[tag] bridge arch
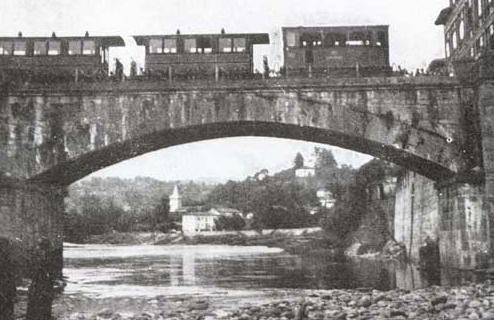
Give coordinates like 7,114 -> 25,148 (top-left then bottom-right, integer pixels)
30,120 -> 455,185
0,78 -> 465,186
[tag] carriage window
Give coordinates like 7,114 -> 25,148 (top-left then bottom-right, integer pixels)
324,33 -> 346,47
0,42 -> 12,55
346,32 -> 365,46
48,41 -> 61,55
286,32 -> 297,47
34,41 -> 47,55
13,41 -> 26,55
149,39 -> 163,53
233,38 -> 246,52
300,33 -> 322,47
83,41 -> 96,55
184,38 -> 197,53
164,39 -> 177,53
377,31 -> 388,47
68,41 -> 82,55
219,38 -> 232,52
197,37 -> 212,53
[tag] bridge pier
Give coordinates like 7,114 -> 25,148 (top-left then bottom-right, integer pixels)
437,182 -> 491,269
0,180 -> 65,319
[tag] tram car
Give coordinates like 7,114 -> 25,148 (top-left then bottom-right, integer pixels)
282,25 -> 391,77
134,31 -> 269,80
0,33 -> 124,82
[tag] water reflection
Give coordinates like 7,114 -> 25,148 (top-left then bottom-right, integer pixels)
62,244 -> 485,299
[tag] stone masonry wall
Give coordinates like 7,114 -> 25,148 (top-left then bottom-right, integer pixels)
394,171 -> 439,263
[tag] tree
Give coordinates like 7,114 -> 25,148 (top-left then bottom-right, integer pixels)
215,214 -> 246,231
154,194 -> 171,232
294,152 -> 305,169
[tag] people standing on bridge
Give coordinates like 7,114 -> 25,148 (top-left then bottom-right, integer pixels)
26,238 -> 56,320
0,238 -> 16,320
115,58 -> 124,82
130,59 -> 137,78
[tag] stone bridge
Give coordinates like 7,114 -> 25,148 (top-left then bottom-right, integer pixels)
0,76 -> 493,270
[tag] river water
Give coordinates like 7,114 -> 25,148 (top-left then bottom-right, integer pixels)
55,243 -> 482,317
62,243 -> 456,297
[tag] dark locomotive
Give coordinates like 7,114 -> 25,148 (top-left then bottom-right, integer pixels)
134,31 -> 269,80
282,25 -> 391,77
0,33 -> 124,83
0,25 -> 393,84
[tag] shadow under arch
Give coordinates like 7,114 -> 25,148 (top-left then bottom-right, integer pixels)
29,121 -> 455,186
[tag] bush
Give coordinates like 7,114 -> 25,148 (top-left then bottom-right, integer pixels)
215,214 -> 246,231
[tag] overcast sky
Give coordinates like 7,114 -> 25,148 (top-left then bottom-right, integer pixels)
3,1 -> 449,181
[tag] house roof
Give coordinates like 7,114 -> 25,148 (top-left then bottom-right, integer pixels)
183,211 -> 219,217
210,206 -> 242,214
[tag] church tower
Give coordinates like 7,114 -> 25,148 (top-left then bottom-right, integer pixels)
169,185 -> 182,213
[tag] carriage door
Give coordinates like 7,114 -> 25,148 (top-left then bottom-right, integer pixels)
301,33 -> 318,77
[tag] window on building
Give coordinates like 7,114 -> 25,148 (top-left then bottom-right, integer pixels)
452,31 -> 458,49
459,20 -> 465,40
68,41 -> 82,55
446,40 -> 451,57
149,38 -> 163,53
480,35 -> 485,47
377,31 -> 388,47
184,38 -> 196,53
478,0 -> 483,16
233,38 -> 246,52
83,40 -> 95,55
34,41 -> 47,55
219,38 -> 232,52
490,24 -> 494,35
13,41 -> 26,55
0,41 -> 12,55
164,39 -> 177,53
286,32 -> 297,47
197,37 -> 212,53
48,41 -> 61,55
471,47 -> 475,56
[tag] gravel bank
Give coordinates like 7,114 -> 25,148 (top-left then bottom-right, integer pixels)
53,281 -> 494,320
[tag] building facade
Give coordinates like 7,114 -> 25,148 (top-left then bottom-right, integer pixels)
436,0 -> 494,60
295,166 -> 315,178
182,211 -> 218,233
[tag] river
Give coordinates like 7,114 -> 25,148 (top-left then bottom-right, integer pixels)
52,243 -> 484,318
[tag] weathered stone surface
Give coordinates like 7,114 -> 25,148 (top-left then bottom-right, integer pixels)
0,78 -> 466,184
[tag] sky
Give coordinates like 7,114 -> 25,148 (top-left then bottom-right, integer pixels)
2,0 -> 450,181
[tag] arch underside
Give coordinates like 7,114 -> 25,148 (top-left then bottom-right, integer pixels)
29,121 -> 455,186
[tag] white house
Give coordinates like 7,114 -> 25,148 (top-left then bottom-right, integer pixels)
317,189 -> 336,209
182,211 -> 219,233
181,206 -> 243,234
295,166 -> 316,178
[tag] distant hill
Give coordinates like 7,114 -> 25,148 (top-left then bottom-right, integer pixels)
67,177 -> 217,214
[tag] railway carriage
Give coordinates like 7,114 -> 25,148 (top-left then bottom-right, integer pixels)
134,31 -> 269,80
0,33 -> 124,83
282,25 -> 391,77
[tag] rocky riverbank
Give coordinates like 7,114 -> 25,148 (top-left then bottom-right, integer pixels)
50,282 -> 494,320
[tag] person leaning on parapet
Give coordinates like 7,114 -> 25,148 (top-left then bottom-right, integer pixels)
0,238 -> 17,320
